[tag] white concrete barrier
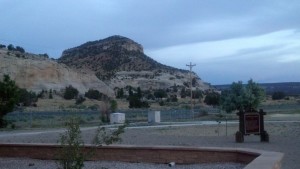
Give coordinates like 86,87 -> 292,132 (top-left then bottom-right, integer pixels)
148,111 -> 160,123
110,113 -> 125,124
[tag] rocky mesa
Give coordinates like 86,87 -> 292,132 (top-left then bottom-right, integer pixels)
59,35 -> 211,91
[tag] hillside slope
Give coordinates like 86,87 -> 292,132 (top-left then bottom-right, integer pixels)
0,48 -> 114,96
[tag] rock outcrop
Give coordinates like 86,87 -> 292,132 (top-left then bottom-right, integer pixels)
59,35 -> 211,91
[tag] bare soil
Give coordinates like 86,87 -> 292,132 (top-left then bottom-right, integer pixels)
0,120 -> 299,169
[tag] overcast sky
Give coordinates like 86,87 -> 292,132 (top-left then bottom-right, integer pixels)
1,0 -> 299,85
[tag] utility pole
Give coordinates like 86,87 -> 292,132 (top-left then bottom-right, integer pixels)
186,62 -> 196,115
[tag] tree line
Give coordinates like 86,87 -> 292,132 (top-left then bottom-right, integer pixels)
1,73 -> 267,128
0,44 -> 26,53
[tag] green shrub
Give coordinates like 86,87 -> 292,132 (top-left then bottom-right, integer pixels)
272,91 -> 286,100
49,89 -> 53,99
92,123 -> 126,145
110,100 -> 117,112
18,88 -> 38,106
204,92 -> 220,106
57,118 -> 126,169
0,75 -> 20,127
57,117 -> 84,169
75,96 -> 86,105
7,44 -> 15,51
85,89 -> 107,100
15,46 -> 25,53
159,100 -> 165,106
116,88 -> 124,98
64,85 -> 79,100
154,89 -> 167,99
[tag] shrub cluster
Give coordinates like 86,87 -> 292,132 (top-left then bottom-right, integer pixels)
7,44 -> 25,53
64,85 -> 79,100
18,88 -> 38,106
272,91 -> 286,100
85,89 -> 107,100
204,92 -> 220,106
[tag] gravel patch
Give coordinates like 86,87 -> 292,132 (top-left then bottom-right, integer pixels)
0,121 -> 299,169
0,158 -> 245,169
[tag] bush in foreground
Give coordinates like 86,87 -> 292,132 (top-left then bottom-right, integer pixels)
58,117 -> 126,169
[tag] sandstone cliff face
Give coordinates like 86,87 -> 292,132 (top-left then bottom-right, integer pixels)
109,70 -> 210,91
62,35 -> 143,56
0,49 -> 114,96
58,35 -> 167,80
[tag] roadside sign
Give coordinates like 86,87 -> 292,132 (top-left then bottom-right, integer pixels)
244,113 -> 260,134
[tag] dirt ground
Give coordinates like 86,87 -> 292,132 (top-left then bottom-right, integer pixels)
0,117 -> 299,169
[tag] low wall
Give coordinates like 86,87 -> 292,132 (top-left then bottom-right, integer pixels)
0,144 -> 283,169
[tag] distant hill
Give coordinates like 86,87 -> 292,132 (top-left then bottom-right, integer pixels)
58,35 -> 187,80
58,35 -> 211,91
0,35 -> 212,95
214,82 -> 300,96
